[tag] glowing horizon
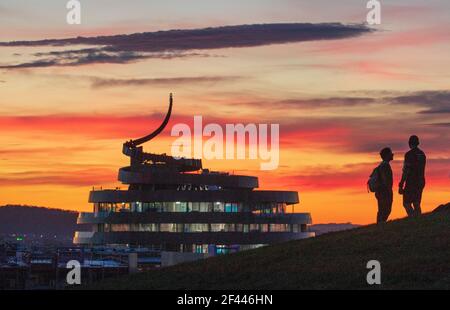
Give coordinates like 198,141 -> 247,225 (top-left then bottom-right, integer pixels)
1,0 -> 449,224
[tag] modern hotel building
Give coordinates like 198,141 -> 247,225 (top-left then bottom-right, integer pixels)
74,95 -> 314,264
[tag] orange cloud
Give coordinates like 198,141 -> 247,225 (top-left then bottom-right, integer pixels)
263,159 -> 450,192
0,168 -> 116,187
0,114 -> 187,140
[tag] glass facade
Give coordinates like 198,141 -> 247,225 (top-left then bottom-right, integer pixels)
103,223 -> 305,233
182,244 -> 252,255
94,202 -> 288,214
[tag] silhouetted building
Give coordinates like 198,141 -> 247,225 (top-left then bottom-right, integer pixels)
74,95 -> 314,265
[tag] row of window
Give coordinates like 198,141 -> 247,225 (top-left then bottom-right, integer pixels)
186,244 -> 264,254
98,223 -> 307,233
94,202 -> 288,214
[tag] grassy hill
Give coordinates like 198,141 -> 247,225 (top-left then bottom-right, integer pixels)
86,209 -> 450,290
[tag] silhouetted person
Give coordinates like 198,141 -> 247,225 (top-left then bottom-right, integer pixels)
375,147 -> 394,223
399,135 -> 426,217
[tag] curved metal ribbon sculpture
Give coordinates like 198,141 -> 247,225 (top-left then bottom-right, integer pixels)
122,94 -> 202,172
128,93 -> 173,147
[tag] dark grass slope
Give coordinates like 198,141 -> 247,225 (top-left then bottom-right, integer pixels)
86,210 -> 450,290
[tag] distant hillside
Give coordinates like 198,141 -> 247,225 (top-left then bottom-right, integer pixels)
86,208 -> 450,290
0,205 -> 80,236
310,223 -> 360,235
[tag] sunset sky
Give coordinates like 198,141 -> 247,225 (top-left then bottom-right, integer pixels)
0,0 -> 449,224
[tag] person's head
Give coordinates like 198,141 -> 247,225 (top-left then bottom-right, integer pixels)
409,135 -> 420,149
380,147 -> 394,162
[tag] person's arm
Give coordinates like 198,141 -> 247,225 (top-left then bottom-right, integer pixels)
387,165 -> 393,190
379,164 -> 388,191
399,153 -> 410,190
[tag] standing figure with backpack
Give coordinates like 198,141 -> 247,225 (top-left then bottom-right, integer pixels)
368,147 -> 394,223
399,135 -> 426,217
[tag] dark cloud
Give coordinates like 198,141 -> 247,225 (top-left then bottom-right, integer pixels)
91,76 -> 242,89
389,91 -> 450,114
238,90 -> 450,114
0,23 -> 373,68
277,97 -> 377,108
0,23 -> 373,50
0,49 -> 210,69
335,91 -> 450,113
427,123 -> 450,127
0,59 -> 60,69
